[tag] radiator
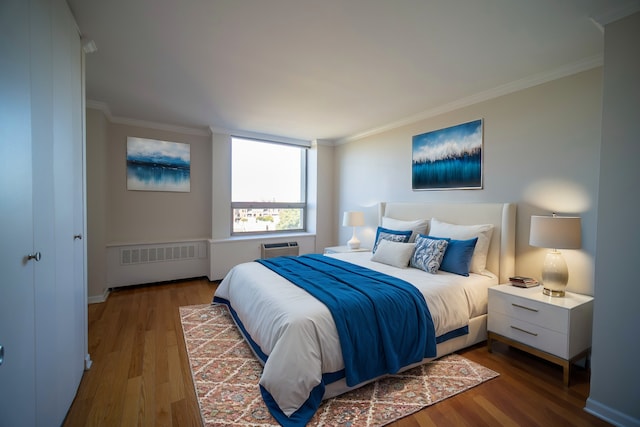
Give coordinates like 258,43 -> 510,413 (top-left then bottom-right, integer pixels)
106,240 -> 209,289
120,243 -> 199,265
260,241 -> 299,259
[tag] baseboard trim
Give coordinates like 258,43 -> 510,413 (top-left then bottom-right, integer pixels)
88,288 -> 110,304
84,354 -> 93,370
585,397 -> 640,427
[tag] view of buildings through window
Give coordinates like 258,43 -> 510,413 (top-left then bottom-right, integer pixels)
231,137 -> 306,233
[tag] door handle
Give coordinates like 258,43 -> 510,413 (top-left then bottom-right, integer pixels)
74,234 -> 82,240
27,252 -> 42,262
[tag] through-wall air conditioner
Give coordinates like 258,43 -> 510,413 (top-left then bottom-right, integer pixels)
260,242 -> 299,259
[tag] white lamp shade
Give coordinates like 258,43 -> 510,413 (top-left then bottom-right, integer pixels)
529,215 -> 581,249
343,211 -> 365,227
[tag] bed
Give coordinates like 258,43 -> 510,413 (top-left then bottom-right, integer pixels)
213,202 -> 516,426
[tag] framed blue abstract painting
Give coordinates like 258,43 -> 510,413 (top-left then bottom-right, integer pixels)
126,137 -> 191,192
412,119 -> 483,190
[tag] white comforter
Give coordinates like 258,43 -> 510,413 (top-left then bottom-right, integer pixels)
213,252 -> 496,417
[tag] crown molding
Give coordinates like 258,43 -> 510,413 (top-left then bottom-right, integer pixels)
209,126 -> 312,147
312,139 -> 335,147
85,102 -> 305,141
85,100 -> 212,137
336,55 -> 603,145
86,99 -> 111,116
110,116 -> 212,137
590,1 -> 640,30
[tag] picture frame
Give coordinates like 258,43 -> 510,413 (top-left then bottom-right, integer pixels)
412,119 -> 483,190
126,137 -> 191,192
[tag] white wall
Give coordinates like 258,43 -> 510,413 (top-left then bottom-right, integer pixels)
86,108 -> 109,301
211,132 -> 232,239
310,140 -> 336,253
586,12 -> 640,427
106,122 -> 212,243
335,68 -> 602,296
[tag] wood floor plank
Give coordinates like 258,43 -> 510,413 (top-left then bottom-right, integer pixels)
167,342 -> 186,403
64,277 -> 610,427
152,380 -> 171,427
141,329 -> 157,425
84,351 -> 124,426
470,394 -> 520,427
120,376 -> 142,426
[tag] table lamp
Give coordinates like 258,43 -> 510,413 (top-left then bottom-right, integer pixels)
529,214 -> 581,297
343,211 -> 365,250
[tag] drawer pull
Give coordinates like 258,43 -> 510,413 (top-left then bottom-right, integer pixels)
512,303 -> 538,312
510,325 -> 538,336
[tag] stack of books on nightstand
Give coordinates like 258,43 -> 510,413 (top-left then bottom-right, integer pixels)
509,276 -> 539,288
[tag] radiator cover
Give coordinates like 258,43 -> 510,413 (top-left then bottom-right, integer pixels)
106,240 -> 209,289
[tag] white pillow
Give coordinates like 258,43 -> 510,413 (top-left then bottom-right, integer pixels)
428,218 -> 494,273
381,217 -> 429,243
370,239 -> 416,268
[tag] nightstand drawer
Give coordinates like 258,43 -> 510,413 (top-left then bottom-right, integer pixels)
488,312 -> 568,358
489,290 -> 568,334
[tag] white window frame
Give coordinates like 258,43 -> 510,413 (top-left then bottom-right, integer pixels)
230,137 -> 308,235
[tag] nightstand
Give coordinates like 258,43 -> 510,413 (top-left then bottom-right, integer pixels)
487,285 -> 593,386
323,245 -> 370,254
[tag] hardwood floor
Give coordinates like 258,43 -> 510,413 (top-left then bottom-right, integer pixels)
64,278 -> 610,426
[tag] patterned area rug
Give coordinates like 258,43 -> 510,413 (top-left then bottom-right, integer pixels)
180,304 -> 498,427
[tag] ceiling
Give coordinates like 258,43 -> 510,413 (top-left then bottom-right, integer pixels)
67,0 -> 637,142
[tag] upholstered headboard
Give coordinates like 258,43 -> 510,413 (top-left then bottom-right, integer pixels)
379,202 -> 516,283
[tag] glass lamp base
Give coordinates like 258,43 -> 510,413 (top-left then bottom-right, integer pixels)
541,250 -> 568,297
543,287 -> 565,297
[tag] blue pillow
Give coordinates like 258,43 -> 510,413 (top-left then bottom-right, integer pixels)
429,235 -> 478,276
372,227 -> 412,253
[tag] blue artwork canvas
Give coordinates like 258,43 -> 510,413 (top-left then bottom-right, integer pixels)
127,137 -> 191,192
412,119 -> 483,190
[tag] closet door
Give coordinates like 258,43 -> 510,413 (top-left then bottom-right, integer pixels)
0,0 -> 86,425
51,0 -> 86,418
32,1 -> 85,423
0,0 -> 38,424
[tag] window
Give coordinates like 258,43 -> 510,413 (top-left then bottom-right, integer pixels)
231,137 -> 307,234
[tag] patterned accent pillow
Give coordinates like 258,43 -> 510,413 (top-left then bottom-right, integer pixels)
372,227 -> 413,253
381,217 -> 429,243
410,235 -> 449,274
